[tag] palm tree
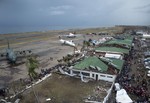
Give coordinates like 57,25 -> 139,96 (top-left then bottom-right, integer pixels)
81,40 -> 90,51
26,56 -> 39,80
26,55 -> 40,103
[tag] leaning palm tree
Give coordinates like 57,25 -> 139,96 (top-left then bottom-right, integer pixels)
26,55 -> 39,80
81,40 -> 90,51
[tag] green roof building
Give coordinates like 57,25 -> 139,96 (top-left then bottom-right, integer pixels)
104,37 -> 133,48
68,56 -> 120,82
74,56 -> 108,72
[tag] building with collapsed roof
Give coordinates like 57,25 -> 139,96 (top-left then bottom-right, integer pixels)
68,56 -> 124,82
102,36 -> 133,49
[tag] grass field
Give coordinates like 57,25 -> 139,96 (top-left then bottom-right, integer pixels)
21,73 -> 111,103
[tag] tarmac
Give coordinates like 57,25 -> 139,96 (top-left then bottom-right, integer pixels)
0,31 -> 101,84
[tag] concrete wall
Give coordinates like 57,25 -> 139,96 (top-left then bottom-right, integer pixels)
70,69 -> 116,82
103,81 -> 115,103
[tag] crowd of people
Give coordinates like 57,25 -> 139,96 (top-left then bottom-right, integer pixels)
23,64 -> 63,84
115,37 -> 150,102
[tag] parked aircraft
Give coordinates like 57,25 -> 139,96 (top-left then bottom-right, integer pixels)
66,33 -> 76,38
0,39 -> 32,64
59,39 -> 76,47
59,33 -> 76,38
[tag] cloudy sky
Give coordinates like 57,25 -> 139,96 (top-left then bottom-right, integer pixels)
0,0 -> 150,34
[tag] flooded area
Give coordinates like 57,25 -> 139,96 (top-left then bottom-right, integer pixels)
21,73 -> 111,103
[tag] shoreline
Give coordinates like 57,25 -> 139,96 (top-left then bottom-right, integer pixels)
0,25 -> 115,35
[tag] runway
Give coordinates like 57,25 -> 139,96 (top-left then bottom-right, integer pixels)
0,35 -> 56,49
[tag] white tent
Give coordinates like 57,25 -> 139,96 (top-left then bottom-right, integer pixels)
143,33 -> 150,38
114,83 -> 121,91
147,74 -> 150,77
116,89 -> 133,103
147,70 -> 150,77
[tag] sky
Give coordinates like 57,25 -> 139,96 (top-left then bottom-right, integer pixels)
0,0 -> 150,34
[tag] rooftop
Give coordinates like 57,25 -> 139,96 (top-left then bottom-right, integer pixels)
95,46 -> 129,54
104,37 -> 133,47
99,57 -> 124,70
74,56 -> 108,72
